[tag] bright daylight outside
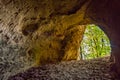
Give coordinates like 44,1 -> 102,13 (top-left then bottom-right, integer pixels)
80,25 -> 111,60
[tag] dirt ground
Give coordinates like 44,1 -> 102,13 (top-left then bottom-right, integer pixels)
8,57 -> 118,80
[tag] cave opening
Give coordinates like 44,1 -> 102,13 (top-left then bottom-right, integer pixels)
80,24 -> 111,60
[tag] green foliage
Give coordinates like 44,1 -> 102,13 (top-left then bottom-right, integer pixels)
80,24 -> 111,60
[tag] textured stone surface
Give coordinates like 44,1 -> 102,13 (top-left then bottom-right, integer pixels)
0,0 -> 87,79
0,0 -> 120,79
8,57 -> 118,80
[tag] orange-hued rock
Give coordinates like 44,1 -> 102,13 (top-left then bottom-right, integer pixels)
1,0 -> 120,79
0,0 -> 88,70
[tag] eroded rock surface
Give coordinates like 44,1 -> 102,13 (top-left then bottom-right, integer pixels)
0,0 -> 120,79
0,0 -> 88,79
8,57 -> 117,80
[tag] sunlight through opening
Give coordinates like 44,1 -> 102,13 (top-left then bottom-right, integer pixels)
80,24 -> 111,60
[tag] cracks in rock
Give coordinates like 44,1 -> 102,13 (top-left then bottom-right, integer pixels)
67,0 -> 88,15
22,23 -> 39,36
49,0 -> 89,18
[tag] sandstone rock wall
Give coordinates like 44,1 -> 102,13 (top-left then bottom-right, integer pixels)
1,0 -> 120,79
0,0 -> 89,79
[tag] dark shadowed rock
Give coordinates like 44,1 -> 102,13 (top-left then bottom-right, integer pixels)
8,57 -> 118,80
0,0 -> 120,79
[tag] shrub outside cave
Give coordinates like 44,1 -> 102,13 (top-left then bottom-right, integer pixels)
80,25 -> 111,60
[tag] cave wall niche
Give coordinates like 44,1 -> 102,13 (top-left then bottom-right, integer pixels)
26,25 -> 86,66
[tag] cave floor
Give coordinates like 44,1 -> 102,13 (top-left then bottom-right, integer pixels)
8,56 -> 118,80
